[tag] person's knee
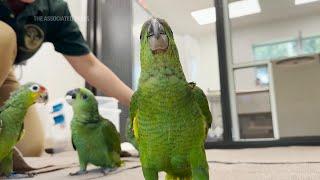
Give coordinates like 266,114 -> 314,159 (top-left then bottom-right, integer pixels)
0,21 -> 17,49
0,21 -> 17,87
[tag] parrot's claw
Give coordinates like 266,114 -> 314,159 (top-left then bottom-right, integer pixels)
6,172 -> 34,179
100,168 -> 117,175
69,170 -> 88,176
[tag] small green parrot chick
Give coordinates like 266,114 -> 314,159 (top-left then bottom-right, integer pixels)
0,82 -> 48,178
66,88 -> 122,176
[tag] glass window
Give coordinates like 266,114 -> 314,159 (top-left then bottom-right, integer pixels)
229,0 -> 320,140
253,35 -> 320,85
302,36 -> 320,54
253,40 -> 298,61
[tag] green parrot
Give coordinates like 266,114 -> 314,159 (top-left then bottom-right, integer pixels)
66,88 -> 122,176
0,82 -> 48,178
127,18 -> 212,180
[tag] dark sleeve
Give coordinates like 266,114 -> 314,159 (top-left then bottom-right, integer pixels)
47,1 -> 90,56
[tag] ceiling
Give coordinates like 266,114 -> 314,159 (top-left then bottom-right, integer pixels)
142,0 -> 320,36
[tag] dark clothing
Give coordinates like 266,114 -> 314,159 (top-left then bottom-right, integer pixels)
0,0 -> 90,64
6,0 -> 27,15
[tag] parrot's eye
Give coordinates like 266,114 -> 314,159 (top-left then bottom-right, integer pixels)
71,94 -> 76,99
30,84 -> 40,92
82,94 -> 88,100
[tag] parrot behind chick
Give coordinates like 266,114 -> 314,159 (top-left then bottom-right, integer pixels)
0,82 -> 48,178
66,88 -> 122,176
127,18 -> 212,180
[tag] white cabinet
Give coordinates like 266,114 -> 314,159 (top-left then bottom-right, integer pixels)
272,55 -> 320,138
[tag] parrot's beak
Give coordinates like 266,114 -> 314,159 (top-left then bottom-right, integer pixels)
65,88 -> 79,105
38,87 -> 49,104
148,18 -> 169,53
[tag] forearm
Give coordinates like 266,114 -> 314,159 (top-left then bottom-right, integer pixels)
65,53 -> 133,106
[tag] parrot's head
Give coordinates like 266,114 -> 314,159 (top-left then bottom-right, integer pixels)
9,82 -> 48,107
139,17 -> 185,78
140,17 -> 171,54
65,88 -> 98,115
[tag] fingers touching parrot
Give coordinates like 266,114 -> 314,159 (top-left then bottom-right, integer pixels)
0,82 -> 48,178
66,88 -> 122,176
127,18 -> 212,180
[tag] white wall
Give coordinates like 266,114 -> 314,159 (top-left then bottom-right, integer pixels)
175,34 -> 200,82
15,0 -> 88,102
232,15 -> 320,64
176,33 -> 221,92
196,34 -> 220,92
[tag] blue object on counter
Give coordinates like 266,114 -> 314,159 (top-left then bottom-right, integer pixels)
53,114 -> 65,125
52,103 -> 64,113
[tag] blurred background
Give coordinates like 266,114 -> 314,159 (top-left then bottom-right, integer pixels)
14,0 -> 320,155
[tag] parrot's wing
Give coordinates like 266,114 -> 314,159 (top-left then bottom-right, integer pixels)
18,129 -> 25,142
17,124 -> 25,142
189,82 -> 213,135
101,118 -> 121,154
0,104 -> 11,134
126,91 -> 139,150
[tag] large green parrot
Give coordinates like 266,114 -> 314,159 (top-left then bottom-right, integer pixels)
66,88 -> 122,176
127,18 -> 212,180
0,82 -> 48,178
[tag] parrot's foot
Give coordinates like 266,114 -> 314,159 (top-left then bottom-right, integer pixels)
6,172 -> 34,179
69,170 -> 88,176
100,168 -> 117,175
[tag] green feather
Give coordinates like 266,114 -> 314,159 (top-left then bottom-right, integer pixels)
189,82 -> 213,136
126,92 -> 139,150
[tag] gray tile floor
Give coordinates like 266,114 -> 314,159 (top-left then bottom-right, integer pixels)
24,146 -> 320,180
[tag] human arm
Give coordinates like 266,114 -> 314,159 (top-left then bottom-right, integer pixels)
65,53 -> 133,106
